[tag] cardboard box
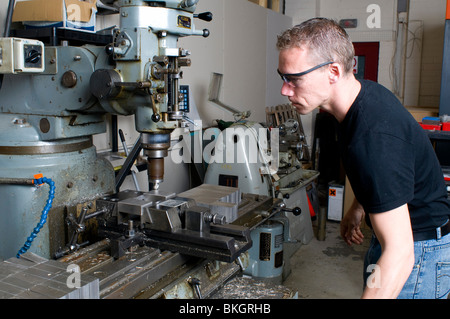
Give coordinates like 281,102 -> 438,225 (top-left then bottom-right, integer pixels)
12,0 -> 97,32
405,106 -> 439,122
328,182 -> 344,221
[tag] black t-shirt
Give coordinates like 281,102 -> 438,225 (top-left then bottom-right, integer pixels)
340,79 -> 450,233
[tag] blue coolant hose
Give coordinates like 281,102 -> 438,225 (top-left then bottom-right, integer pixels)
16,176 -> 55,258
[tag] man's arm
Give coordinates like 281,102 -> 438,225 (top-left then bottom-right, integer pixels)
361,204 -> 415,299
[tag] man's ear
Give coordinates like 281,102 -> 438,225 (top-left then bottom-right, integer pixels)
328,63 -> 342,84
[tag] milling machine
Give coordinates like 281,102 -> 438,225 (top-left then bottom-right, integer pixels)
0,0 -> 213,260
0,0 -> 296,299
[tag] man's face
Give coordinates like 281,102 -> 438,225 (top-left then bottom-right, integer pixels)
278,47 -> 331,115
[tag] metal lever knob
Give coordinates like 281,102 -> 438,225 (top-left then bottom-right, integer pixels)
278,203 -> 302,216
195,12 -> 213,22
290,207 -> 302,216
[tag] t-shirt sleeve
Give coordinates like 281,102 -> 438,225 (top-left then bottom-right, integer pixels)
346,132 -> 415,214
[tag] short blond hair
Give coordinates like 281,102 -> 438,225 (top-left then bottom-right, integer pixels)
277,18 -> 355,74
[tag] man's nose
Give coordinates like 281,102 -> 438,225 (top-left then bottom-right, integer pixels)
280,81 -> 293,96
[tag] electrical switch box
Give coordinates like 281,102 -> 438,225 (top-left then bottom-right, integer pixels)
0,38 -> 45,74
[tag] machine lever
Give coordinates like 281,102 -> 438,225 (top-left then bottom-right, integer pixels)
115,135 -> 143,191
284,207 -> 302,216
194,12 -> 213,22
276,203 -> 302,216
183,115 -> 198,126
188,277 -> 203,299
149,94 -> 161,123
119,129 -> 140,191
55,205 -> 108,259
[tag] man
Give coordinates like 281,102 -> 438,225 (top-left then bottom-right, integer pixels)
277,18 -> 450,299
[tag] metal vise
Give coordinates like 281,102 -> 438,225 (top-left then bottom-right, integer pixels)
96,190 -> 252,262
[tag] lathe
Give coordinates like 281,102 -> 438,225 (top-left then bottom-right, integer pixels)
0,0 -> 314,299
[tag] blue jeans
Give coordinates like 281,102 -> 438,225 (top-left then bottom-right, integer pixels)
363,227 -> 450,299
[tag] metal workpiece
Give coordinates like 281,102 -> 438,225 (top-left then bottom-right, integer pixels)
178,184 -> 242,223
0,252 -> 100,299
97,189 -> 182,226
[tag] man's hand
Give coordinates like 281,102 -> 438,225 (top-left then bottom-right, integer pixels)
340,199 -> 365,246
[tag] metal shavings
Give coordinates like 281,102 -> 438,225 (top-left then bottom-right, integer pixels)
211,276 -> 297,299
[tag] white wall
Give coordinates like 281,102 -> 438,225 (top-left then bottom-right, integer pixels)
0,0 -> 9,36
266,9 -> 294,107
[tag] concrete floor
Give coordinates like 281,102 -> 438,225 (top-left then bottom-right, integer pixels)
283,220 -> 372,299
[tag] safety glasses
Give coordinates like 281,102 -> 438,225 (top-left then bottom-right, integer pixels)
277,61 -> 334,87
